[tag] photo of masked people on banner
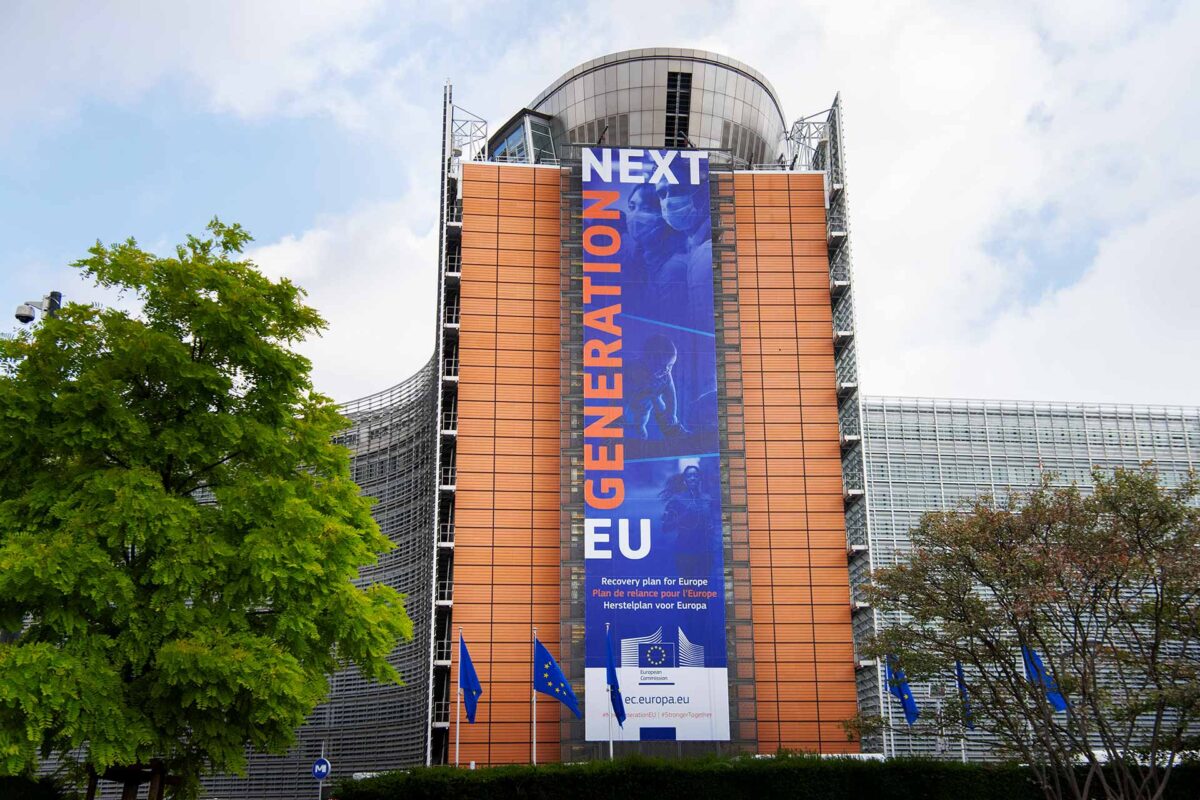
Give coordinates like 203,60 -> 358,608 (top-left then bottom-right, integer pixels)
581,147 -> 730,742
624,185 -> 688,313
616,163 -> 720,461
656,178 -> 715,328
622,177 -> 715,330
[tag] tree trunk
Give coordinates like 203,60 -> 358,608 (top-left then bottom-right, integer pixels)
147,765 -> 165,800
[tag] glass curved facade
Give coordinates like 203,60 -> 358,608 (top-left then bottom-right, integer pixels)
203,358 -> 440,799
528,48 -> 788,167
859,397 -> 1200,759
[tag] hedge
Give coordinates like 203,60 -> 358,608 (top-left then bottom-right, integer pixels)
335,755 -> 1200,800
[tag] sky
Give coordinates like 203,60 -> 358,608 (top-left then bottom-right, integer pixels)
1,0 -> 1197,406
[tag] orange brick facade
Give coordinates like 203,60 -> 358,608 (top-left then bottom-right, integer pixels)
452,163 -> 562,764
734,172 -> 859,753
450,163 -> 857,764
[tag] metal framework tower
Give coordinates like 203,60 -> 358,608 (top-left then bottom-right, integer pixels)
428,84 -> 488,764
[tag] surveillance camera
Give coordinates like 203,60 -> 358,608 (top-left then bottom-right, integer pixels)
14,304 -> 35,324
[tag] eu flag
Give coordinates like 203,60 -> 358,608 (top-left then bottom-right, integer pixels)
1022,646 -> 1068,712
459,635 -> 483,723
885,655 -> 920,726
955,660 -> 975,730
606,625 -> 626,727
533,638 -> 581,718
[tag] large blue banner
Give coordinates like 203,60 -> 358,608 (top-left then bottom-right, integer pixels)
581,147 -> 729,742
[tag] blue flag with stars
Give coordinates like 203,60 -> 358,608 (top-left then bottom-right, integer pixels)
885,655 -> 920,726
533,638 -> 581,718
606,625 -> 626,728
955,660 -> 975,730
1022,646 -> 1068,712
459,634 -> 483,723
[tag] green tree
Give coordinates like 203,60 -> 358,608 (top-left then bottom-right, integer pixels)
0,220 -> 412,797
865,469 -> 1200,800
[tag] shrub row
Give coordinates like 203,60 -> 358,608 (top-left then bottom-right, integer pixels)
336,756 -> 1200,800
335,755 -> 1118,800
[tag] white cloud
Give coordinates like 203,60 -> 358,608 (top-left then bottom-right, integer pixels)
4,0 -> 1198,406
249,199 -> 438,402
893,193 -> 1200,404
0,0 -> 389,131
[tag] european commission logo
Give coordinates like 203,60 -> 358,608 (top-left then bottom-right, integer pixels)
638,642 -> 677,668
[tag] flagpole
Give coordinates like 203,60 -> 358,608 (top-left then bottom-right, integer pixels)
606,622 -> 613,761
531,626 -> 537,766
455,628 -> 462,768
955,662 -> 967,764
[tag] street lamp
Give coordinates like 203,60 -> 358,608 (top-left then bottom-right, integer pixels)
15,291 -> 62,324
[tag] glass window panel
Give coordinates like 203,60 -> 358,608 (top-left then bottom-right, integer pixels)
528,118 -> 555,163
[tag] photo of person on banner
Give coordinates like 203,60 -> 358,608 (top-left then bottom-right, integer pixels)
621,323 -> 719,459
625,333 -> 687,441
624,184 -> 688,317
656,177 -> 714,329
659,463 -> 720,577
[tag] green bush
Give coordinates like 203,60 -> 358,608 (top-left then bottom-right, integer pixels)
334,756 -> 1200,800
334,755 -> 1042,800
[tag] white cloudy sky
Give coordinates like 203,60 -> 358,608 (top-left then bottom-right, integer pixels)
1,0 -> 1197,405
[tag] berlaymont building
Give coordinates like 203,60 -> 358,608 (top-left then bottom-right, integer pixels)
205,48 -> 1200,798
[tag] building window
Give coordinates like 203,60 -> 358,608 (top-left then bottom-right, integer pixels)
568,113 -> 627,146
528,118 -> 556,163
665,71 -> 692,146
492,125 -> 527,162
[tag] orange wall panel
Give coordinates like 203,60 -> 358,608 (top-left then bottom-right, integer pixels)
452,164 -> 563,767
735,172 -> 858,755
